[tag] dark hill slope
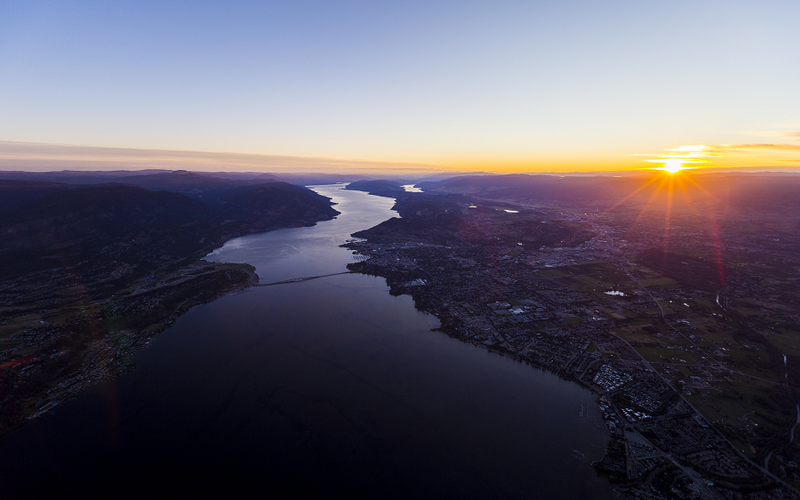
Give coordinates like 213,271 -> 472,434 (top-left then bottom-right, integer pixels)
214,182 -> 337,220
0,170 -> 281,200
0,169 -> 170,185
117,170 -> 278,199
345,180 -> 406,197
0,180 -> 77,218
0,181 -> 338,280
208,182 -> 344,236
0,184 -> 216,278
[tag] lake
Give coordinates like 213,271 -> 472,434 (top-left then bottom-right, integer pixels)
0,184 -> 614,499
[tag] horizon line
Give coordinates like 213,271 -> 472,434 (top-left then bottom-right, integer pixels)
1,140 -> 799,176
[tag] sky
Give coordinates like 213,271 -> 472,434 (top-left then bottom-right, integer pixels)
1,0 -> 799,173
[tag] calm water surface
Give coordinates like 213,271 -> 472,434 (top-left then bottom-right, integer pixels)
0,185 -> 614,499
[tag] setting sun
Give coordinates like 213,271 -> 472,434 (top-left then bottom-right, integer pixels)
655,160 -> 699,174
640,145 -> 711,174
658,159 -> 688,173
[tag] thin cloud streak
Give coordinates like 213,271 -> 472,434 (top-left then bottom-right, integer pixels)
0,141 -> 446,174
719,143 -> 800,151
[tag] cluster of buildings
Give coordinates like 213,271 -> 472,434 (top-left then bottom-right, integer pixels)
345,199 -> 800,499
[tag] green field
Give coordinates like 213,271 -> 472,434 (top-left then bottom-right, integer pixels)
638,277 -> 678,287
637,345 -> 701,364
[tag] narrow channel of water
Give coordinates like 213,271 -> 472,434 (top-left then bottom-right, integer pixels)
0,185 -> 614,499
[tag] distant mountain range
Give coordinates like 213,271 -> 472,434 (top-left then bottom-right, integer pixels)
0,169 -> 374,192
417,172 -> 800,212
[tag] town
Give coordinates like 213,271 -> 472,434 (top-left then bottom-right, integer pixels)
344,181 -> 800,500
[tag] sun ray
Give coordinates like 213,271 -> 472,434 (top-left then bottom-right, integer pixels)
680,174 -> 728,289
623,173 -> 671,241
534,171 -> 677,263
674,174 -> 695,211
661,171 -> 676,266
521,168 -> 728,294
602,173 -> 665,214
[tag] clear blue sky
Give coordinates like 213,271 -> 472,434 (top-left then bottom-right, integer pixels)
1,0 -> 799,172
